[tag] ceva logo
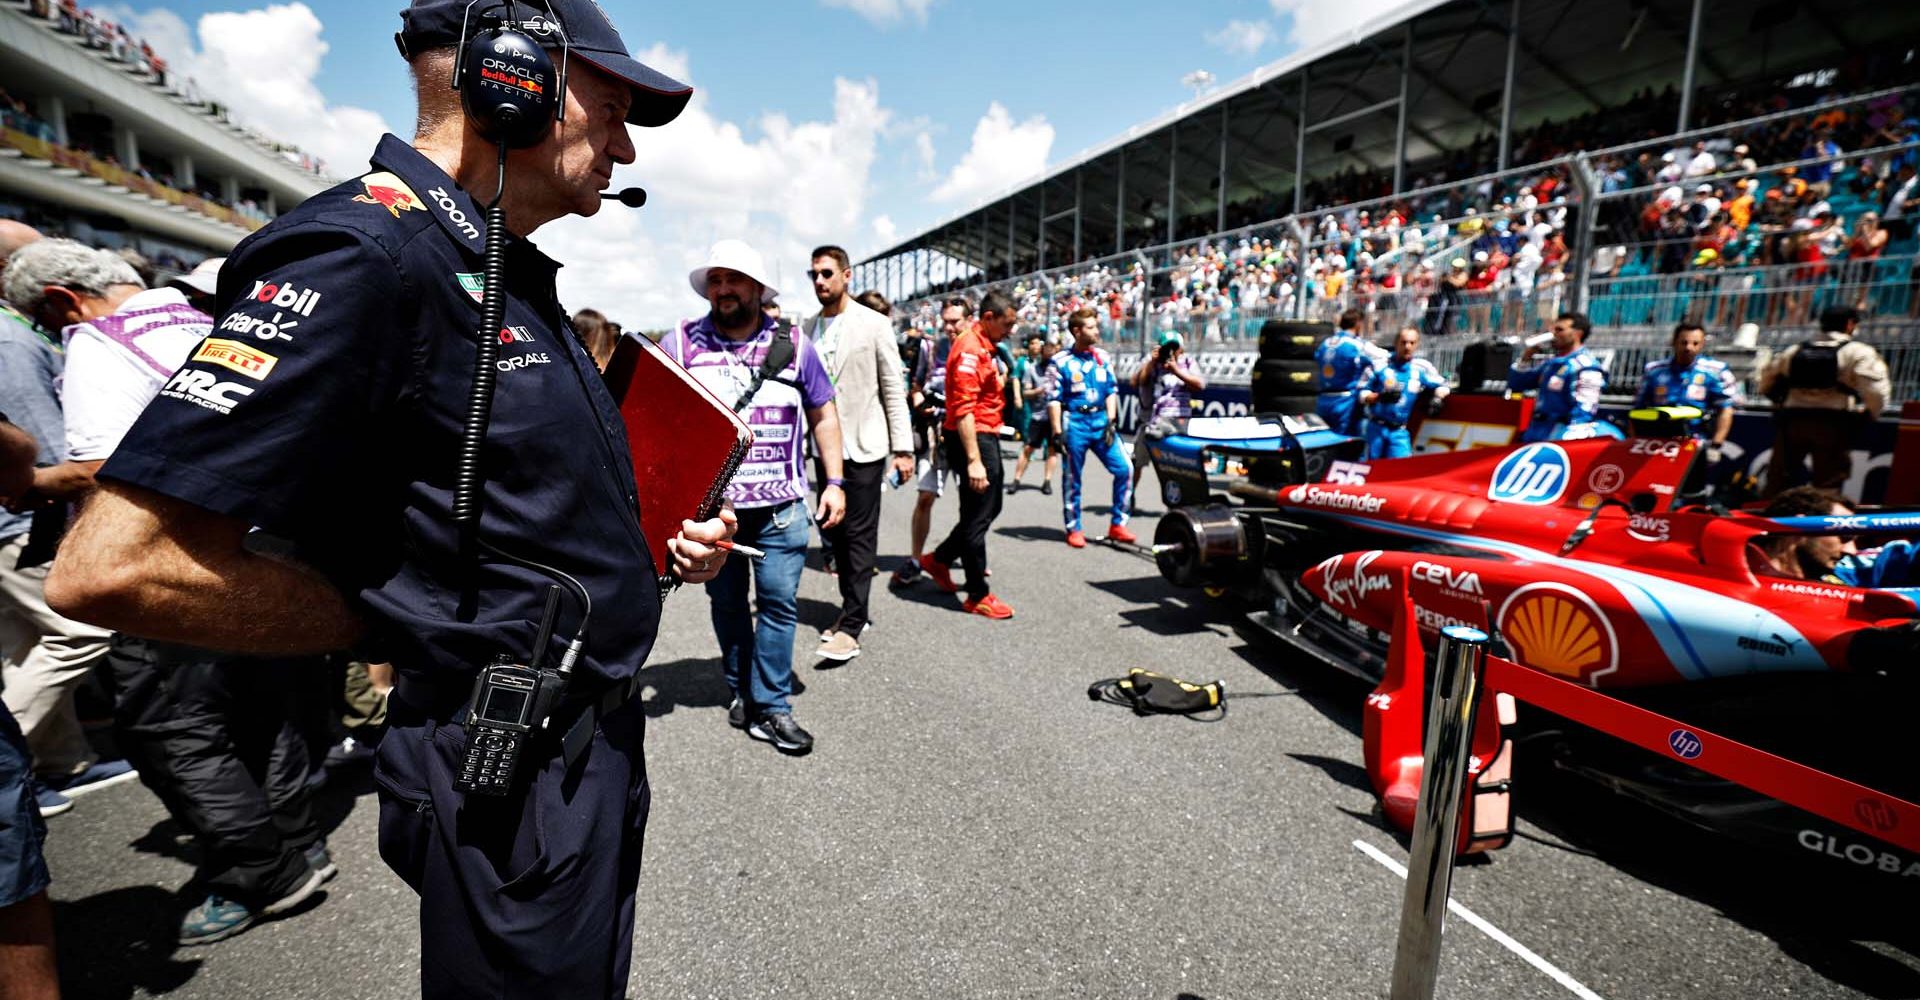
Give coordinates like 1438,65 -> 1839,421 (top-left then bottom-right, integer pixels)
1489,443 -> 1571,506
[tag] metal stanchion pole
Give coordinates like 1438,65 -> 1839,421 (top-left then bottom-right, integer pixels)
1389,625 -> 1490,1000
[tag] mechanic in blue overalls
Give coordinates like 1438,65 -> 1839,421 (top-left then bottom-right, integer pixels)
1047,308 -> 1136,548
1633,321 -> 1741,464
1358,326 -> 1451,459
1507,310 -> 1618,442
1315,308 -> 1382,436
38,4 -> 737,995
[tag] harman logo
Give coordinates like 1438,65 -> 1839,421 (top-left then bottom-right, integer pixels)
1489,443 -> 1570,506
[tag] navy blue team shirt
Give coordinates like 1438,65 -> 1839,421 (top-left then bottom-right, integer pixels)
101,134 -> 661,690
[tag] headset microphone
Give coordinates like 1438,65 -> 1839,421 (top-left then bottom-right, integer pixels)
601,188 -> 648,209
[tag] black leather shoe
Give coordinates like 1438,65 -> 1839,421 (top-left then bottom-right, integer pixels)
727,697 -> 747,729
747,711 -> 814,754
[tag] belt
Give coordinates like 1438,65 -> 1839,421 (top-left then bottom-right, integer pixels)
395,670 -> 639,771
1070,404 -> 1104,414
560,675 -> 638,768
1373,420 -> 1405,430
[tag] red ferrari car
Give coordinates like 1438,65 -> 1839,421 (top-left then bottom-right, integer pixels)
1147,415 -> 1920,883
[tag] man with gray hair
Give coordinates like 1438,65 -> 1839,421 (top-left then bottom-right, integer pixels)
6,238 -> 341,946
0,237 -> 124,816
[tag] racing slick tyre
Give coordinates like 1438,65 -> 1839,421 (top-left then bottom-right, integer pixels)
1258,320 -> 1331,361
1252,395 -> 1320,417
1252,359 -> 1321,412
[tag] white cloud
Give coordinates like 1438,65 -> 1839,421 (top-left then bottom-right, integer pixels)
105,3 -> 391,179
929,103 -> 1053,205
1206,19 -> 1274,57
820,0 -> 935,28
871,214 -> 897,245
913,131 -> 936,177
1268,0 -> 1407,49
534,44 -> 895,328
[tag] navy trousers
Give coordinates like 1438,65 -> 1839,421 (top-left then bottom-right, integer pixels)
374,689 -> 649,999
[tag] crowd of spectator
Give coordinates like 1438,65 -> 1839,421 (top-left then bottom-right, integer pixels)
5,0 -> 330,178
902,83 -> 1920,348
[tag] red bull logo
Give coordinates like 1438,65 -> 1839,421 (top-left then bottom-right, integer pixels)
352,172 -> 425,218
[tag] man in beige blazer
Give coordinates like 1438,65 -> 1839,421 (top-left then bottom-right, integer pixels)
804,246 -> 915,662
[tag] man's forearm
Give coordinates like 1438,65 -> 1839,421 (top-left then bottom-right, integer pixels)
957,414 -> 980,464
31,460 -> 103,501
1711,406 -> 1734,446
811,405 -> 846,481
46,484 -> 363,655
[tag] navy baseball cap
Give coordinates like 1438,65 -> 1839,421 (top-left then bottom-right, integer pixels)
397,0 -> 693,127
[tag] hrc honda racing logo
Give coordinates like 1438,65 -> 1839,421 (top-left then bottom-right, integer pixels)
160,369 -> 253,415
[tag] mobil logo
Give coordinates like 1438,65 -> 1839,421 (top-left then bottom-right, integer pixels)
1489,443 -> 1570,506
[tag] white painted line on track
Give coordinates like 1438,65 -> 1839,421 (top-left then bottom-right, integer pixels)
1352,838 -> 1607,1000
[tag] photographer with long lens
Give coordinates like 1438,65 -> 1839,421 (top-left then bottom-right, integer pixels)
45,2 -> 733,996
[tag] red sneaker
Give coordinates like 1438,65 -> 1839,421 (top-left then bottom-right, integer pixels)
919,554 -> 958,593
1065,530 -> 1087,548
963,593 -> 1015,619
1107,523 -> 1138,545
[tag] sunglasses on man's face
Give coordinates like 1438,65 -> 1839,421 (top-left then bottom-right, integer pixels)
807,269 -> 838,281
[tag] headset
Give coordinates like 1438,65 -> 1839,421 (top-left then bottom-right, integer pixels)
452,0 -> 569,150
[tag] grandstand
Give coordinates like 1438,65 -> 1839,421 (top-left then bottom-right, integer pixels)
854,0 -> 1920,405
0,0 -> 332,271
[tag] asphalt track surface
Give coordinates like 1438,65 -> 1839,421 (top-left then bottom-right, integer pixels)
40,449 -> 1918,999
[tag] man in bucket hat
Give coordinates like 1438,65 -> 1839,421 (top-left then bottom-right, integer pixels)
662,240 -> 845,755
45,1 -> 732,994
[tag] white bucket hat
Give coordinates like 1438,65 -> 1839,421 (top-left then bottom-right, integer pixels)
689,239 -> 779,303
167,256 -> 225,296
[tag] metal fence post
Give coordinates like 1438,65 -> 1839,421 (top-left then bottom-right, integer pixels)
1566,154 -> 1600,316
1389,625 -> 1490,1000
1288,218 -> 1312,320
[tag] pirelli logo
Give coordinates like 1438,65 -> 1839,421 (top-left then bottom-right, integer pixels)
192,338 -> 278,380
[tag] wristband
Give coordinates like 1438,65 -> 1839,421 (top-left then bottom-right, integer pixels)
825,477 -> 845,487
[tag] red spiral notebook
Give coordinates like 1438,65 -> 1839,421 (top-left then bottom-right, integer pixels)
603,333 -> 754,585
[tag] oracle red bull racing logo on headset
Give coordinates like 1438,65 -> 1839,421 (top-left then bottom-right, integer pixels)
1489,443 -> 1571,506
352,172 -> 426,218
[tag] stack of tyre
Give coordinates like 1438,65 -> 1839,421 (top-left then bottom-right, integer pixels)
1251,320 -> 1330,416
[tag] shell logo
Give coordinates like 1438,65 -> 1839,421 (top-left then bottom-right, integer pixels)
1497,583 -> 1618,683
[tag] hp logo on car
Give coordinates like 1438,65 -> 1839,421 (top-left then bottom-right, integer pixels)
1489,443 -> 1571,506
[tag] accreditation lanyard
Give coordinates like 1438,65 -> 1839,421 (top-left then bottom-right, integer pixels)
814,313 -> 842,389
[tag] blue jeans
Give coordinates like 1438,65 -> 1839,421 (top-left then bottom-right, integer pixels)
706,500 -> 810,715
1061,414 -> 1133,533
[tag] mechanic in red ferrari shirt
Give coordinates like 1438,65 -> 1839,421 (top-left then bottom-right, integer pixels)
919,290 -> 1017,619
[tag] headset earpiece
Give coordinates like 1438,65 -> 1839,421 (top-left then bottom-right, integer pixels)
458,24 -> 558,149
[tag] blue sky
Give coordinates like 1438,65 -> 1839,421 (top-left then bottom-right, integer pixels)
96,0 -> 1393,324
